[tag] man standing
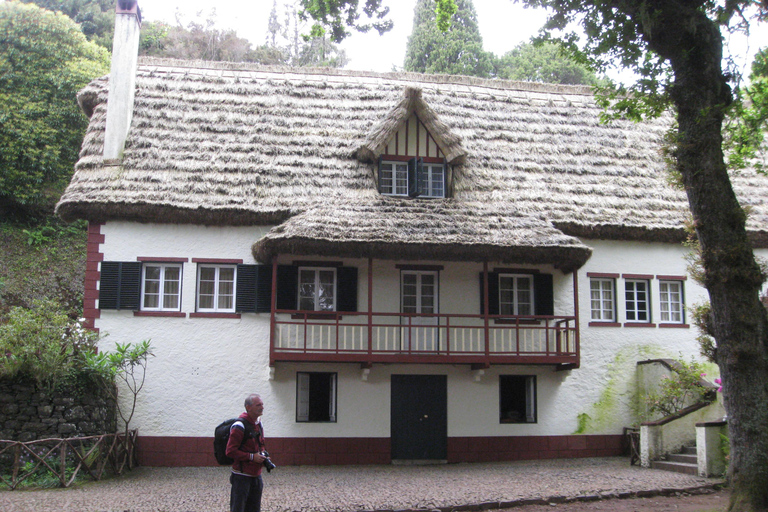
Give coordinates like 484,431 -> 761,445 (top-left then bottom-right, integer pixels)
226,393 -> 267,512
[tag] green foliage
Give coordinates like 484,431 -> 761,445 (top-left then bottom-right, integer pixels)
20,0 -> 116,49
0,1 -> 110,219
0,299 -> 99,391
691,302 -> 718,363
404,0 -> 493,77
82,340 -> 154,434
298,0 -> 394,43
644,358 -> 711,418
493,41 -> 601,85
725,48 -> 768,172
0,219 -> 88,317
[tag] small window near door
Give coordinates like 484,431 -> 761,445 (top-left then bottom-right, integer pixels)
296,372 -> 337,422
499,375 -> 536,423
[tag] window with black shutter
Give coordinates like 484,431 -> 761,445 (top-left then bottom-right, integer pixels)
99,261 -> 142,310
271,264 -> 358,313
378,157 -> 445,198
480,271 -> 553,317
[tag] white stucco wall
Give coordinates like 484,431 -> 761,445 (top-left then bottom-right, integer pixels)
96,223 -> 759,440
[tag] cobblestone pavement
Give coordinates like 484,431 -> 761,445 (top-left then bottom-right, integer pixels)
1,457 -> 724,512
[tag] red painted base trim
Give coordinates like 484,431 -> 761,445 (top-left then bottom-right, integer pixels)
136,435 -> 624,467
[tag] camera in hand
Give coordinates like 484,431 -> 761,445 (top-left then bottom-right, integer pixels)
260,451 -> 276,472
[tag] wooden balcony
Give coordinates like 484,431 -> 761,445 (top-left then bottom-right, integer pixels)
270,311 -> 579,368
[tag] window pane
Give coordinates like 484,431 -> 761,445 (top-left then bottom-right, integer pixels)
296,372 -> 337,422
500,375 -> 536,423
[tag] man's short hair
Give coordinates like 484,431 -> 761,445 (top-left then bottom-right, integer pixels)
245,393 -> 261,408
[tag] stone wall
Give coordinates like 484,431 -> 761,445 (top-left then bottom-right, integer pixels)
0,380 -> 116,441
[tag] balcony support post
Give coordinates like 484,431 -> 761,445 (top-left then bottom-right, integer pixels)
367,257 -> 373,361
573,270 -> 581,368
483,261 -> 490,362
269,258 -> 278,366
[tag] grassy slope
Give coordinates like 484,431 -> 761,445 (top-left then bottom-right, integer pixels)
0,220 -> 87,318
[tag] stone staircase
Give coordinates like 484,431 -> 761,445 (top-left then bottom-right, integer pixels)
651,445 -> 698,475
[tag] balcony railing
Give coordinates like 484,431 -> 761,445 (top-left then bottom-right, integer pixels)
271,311 -> 578,367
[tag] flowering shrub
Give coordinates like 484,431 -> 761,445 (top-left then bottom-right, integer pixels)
644,357 -> 713,418
0,299 -> 99,390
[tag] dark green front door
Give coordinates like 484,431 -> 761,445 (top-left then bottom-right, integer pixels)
391,374 -> 447,460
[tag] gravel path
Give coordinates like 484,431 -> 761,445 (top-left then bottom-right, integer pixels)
1,457 -> 723,512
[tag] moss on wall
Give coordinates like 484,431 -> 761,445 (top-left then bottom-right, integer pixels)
573,344 -> 666,434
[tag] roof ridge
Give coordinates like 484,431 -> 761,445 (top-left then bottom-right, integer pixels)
137,56 -> 597,96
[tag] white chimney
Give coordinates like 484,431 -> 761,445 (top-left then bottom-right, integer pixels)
103,0 -> 141,160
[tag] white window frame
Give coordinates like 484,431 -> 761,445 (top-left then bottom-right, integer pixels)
296,372 -> 337,422
590,278 -> 616,322
379,161 -> 409,196
419,163 -> 445,198
298,267 -> 337,311
624,279 -> 651,323
498,273 -> 535,316
141,263 -> 183,311
196,264 -> 236,313
659,280 -> 685,324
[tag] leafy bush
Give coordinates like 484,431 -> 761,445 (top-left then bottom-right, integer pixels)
0,299 -> 98,390
644,357 -> 712,418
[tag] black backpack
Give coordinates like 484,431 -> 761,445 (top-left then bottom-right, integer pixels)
213,418 -> 258,465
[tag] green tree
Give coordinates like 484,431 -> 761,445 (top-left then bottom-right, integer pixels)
404,0 -> 492,77
516,1 -> 768,509
0,1 -> 110,220
20,0 -> 115,49
298,0 -> 394,43
493,41 -> 600,85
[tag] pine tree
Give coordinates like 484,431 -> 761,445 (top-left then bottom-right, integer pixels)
403,0 -> 492,78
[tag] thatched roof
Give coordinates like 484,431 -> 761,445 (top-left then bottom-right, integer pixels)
253,198 -> 592,272
56,58 -> 768,263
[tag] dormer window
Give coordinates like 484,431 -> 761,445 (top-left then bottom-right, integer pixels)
379,157 -> 446,198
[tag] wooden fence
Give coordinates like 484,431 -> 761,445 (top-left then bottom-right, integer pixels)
0,431 -> 137,490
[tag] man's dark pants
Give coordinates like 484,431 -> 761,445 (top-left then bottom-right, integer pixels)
230,473 -> 263,512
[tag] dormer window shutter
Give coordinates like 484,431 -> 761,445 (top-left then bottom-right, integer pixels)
443,158 -> 449,197
408,157 -> 424,198
377,155 -> 384,194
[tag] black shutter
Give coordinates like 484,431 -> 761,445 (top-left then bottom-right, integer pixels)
255,265 -> 273,313
276,265 -> 298,310
336,266 -> 358,312
377,155 -> 384,193
442,158 -> 448,198
479,271 -> 499,315
235,264 -> 257,313
408,157 -> 423,197
99,261 -> 141,310
534,273 -> 554,316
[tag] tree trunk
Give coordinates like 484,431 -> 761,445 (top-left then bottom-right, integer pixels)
625,2 -> 768,510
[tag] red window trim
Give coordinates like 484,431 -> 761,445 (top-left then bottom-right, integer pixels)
137,257 -> 188,262
494,268 -> 540,274
588,322 -> 621,327
291,313 -> 343,320
659,323 -> 690,329
623,322 -> 656,328
192,258 -> 244,264
292,260 -> 343,268
381,154 -> 445,164
657,275 -> 687,281
396,264 -> 444,271
133,311 -> 186,318
587,272 -> 620,278
190,312 -> 241,319
622,274 -> 653,280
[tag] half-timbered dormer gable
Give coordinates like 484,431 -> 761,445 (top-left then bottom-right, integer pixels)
356,86 -> 467,199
